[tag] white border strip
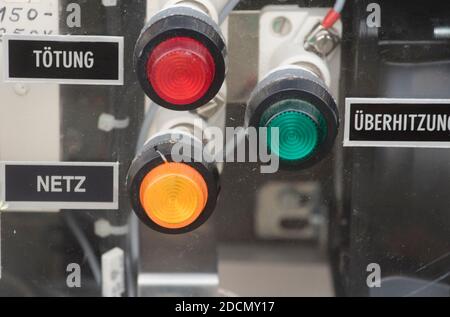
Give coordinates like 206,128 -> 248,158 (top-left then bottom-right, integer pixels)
0,213 -> 2,280
344,98 -> 450,148
3,34 -> 124,86
0,161 -> 119,210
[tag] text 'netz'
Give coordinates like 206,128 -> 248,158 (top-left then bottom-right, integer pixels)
37,176 -> 86,193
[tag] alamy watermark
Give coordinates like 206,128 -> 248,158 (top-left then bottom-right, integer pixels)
162,119 -> 281,174
367,263 -> 382,288
66,263 -> 81,288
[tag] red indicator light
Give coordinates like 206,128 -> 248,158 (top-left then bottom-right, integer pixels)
146,36 -> 216,106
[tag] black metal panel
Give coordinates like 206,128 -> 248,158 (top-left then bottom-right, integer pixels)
337,0 -> 450,297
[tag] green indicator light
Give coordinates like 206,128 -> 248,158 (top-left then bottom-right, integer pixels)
261,100 -> 327,162
267,111 -> 319,161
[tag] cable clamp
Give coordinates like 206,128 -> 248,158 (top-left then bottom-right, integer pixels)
98,113 -> 130,132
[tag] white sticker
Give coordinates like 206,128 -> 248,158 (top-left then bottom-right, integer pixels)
0,0 -> 59,43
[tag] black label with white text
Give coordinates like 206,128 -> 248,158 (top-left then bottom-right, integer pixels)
1,163 -> 118,210
4,35 -> 123,85
345,98 -> 450,147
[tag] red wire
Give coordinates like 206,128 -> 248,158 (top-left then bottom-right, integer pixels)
322,9 -> 341,29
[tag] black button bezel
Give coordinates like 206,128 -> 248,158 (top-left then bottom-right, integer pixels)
245,68 -> 340,170
127,133 -> 220,234
134,7 -> 227,111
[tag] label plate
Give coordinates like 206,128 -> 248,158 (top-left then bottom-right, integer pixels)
344,98 -> 450,148
3,34 -> 123,85
0,162 -> 119,210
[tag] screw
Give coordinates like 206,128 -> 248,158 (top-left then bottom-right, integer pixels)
272,16 -> 292,36
313,30 -> 336,55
